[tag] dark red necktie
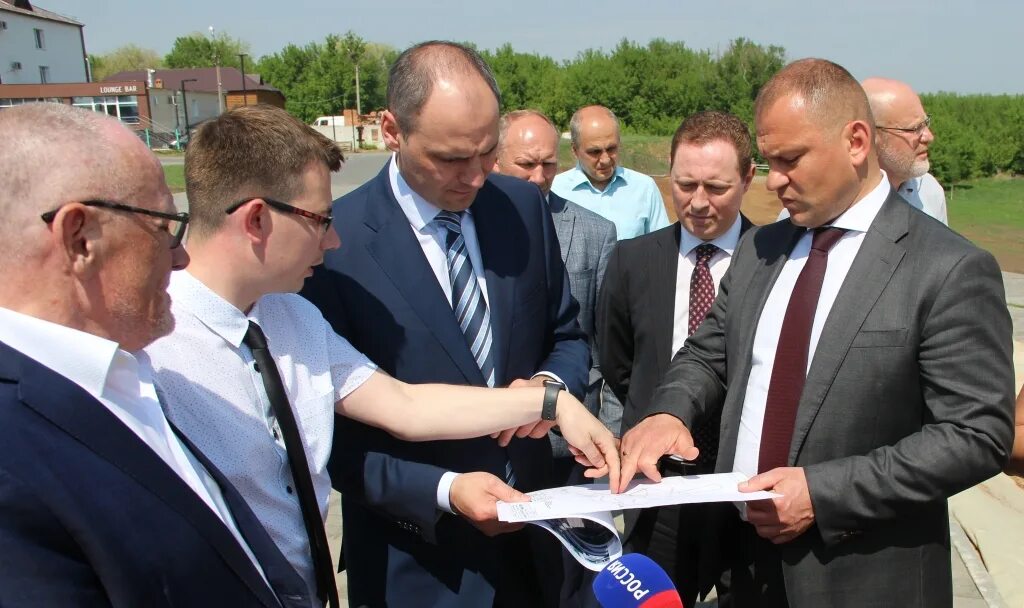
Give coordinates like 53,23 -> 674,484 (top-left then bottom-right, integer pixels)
688,243 -> 719,336
757,227 -> 846,474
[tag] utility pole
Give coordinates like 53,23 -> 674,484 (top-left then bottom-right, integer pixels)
209,26 -> 224,114
180,78 -> 197,147
238,53 -> 249,106
354,62 -> 361,116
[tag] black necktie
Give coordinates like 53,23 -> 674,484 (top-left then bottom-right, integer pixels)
243,321 -> 339,608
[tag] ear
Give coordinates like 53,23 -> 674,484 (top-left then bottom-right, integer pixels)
238,199 -> 271,245
54,205 -> 99,277
741,161 -> 756,192
381,110 -> 402,152
846,119 -> 872,168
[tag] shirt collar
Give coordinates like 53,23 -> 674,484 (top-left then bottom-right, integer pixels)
0,306 -> 125,399
567,163 -> 626,191
168,270 -> 250,349
679,214 -> 743,257
897,174 -> 921,195
388,154 -> 474,231
829,171 -> 892,234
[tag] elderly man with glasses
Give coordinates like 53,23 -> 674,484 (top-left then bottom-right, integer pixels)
862,77 -> 948,225
0,103 -> 320,606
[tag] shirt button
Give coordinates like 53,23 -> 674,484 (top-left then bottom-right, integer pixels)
286,486 -> 293,494
254,363 -> 261,372
273,430 -> 280,439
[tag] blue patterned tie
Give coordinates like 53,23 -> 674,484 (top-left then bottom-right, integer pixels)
434,211 -> 515,486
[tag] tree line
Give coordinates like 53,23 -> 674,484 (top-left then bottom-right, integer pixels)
90,33 -> 1022,185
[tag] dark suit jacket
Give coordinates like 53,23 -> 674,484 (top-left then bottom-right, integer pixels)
548,192 -> 616,457
0,341 -> 307,608
302,163 -> 589,607
646,192 -> 1015,607
598,217 -> 752,436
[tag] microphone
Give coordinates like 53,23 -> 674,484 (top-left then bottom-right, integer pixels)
592,553 -> 684,608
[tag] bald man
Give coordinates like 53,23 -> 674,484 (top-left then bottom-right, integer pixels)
0,103 -> 312,606
862,77 -> 948,224
552,105 -> 670,240
619,59 -> 1013,607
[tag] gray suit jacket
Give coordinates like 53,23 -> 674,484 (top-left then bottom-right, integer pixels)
548,192 -> 616,457
647,191 -> 1014,607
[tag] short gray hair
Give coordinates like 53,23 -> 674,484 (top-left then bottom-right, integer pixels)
497,109 -> 558,151
569,105 -> 619,149
0,103 -> 123,259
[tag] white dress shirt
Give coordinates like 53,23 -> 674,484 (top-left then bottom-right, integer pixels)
898,173 -> 948,225
145,271 -> 376,600
0,306 -> 266,581
733,175 -> 891,479
671,218 -> 743,357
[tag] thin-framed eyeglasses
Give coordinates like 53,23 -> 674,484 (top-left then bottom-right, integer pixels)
225,197 -> 333,233
40,200 -> 190,249
876,115 -> 931,136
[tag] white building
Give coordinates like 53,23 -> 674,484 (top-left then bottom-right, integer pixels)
0,0 -> 86,85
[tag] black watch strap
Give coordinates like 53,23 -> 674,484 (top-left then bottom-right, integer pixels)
542,380 -> 564,421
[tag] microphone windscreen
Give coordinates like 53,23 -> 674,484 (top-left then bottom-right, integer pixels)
591,553 -> 684,608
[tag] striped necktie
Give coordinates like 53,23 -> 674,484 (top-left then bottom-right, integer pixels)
434,210 -> 515,486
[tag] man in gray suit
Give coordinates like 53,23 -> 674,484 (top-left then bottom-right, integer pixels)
495,109 -> 617,483
618,58 -> 1015,607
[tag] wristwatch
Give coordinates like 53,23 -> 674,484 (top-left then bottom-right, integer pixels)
542,379 -> 565,421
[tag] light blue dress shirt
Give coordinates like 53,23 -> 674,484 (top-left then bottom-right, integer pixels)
551,164 -> 671,240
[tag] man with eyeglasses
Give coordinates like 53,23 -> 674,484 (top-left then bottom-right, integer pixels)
862,77 -> 948,225
0,103 -> 324,606
142,104 -> 618,607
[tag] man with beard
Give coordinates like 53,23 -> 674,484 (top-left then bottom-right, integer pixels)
862,77 -> 947,224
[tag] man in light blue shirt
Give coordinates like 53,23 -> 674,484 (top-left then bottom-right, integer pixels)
551,105 -> 670,240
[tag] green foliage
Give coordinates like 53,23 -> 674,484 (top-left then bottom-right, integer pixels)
923,93 -> 1024,185
90,44 -> 163,80
164,31 -> 251,70
255,32 -> 394,123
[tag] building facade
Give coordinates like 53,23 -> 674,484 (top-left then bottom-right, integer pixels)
0,0 -> 86,85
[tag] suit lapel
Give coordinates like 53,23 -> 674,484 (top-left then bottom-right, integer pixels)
8,346 -> 281,608
789,194 -> 908,462
550,194 -> 576,266
652,224 -> 681,366
362,166 -> 486,385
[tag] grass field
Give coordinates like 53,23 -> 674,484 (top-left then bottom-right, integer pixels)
163,165 -> 186,194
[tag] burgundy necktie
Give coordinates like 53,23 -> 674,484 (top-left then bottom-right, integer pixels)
757,227 -> 846,474
688,243 -> 719,336
688,243 -> 720,469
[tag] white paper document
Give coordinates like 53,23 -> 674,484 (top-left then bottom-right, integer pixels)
497,472 -> 779,523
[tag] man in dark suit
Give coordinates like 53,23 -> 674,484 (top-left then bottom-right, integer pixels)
598,111 -> 755,606
302,42 -> 592,607
0,103 -> 309,607
618,59 -> 1015,607
493,109 -> 617,483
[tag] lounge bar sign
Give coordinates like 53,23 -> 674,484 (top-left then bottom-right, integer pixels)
98,84 -> 141,95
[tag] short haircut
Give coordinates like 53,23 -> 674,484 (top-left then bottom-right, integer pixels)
0,103 -> 126,259
184,104 -> 343,239
669,111 -> 753,175
388,41 -> 501,134
498,109 -> 558,151
569,105 -> 619,149
754,58 -> 873,134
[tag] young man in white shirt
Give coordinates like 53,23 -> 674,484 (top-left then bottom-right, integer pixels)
144,104 -> 618,604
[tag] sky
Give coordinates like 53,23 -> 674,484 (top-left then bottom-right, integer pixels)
37,0 -> 1024,95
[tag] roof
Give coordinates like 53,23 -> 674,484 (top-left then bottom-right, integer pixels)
0,0 -> 83,26
104,67 -> 282,94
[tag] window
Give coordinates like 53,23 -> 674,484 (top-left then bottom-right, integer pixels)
33,28 -> 44,49
39,66 -> 49,84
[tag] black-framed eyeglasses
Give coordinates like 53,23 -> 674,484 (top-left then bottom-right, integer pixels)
40,200 -> 190,249
876,115 -> 931,136
225,197 -> 333,233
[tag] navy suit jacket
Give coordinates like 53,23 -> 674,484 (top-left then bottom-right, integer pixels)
302,163 -> 589,607
0,341 -> 309,608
